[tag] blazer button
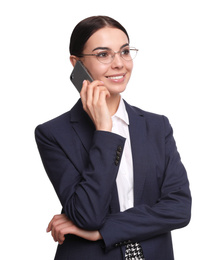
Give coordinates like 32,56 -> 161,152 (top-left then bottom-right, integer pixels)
117,146 -> 122,152
115,160 -> 119,166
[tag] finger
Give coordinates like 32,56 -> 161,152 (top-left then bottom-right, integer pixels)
80,80 -> 88,109
53,220 -> 75,244
57,223 -> 75,244
91,82 -> 108,106
92,84 -> 100,106
97,88 -> 111,106
86,81 -> 94,112
51,217 -> 69,242
47,214 -> 61,232
85,81 -> 104,115
47,214 -> 68,240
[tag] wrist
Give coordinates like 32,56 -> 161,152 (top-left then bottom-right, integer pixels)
95,122 -> 112,132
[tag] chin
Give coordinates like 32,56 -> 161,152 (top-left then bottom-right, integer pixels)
108,85 -> 127,95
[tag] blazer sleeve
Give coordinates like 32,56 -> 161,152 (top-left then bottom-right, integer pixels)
35,123 -> 126,230
100,116 -> 191,251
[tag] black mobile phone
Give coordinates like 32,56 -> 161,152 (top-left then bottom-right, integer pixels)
70,61 -> 93,92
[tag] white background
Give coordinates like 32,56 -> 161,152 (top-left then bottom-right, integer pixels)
1,0 -> 223,259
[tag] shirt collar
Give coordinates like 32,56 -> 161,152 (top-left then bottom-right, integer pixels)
112,97 -> 129,125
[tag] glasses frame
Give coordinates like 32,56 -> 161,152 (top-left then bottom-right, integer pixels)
80,47 -> 139,64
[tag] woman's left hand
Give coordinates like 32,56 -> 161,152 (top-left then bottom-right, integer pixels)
47,214 -> 102,245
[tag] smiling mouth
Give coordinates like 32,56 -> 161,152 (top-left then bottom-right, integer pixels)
106,74 -> 126,80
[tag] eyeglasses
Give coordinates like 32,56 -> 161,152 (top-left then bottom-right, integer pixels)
81,46 -> 138,64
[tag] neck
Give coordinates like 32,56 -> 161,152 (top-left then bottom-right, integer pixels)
107,94 -> 121,116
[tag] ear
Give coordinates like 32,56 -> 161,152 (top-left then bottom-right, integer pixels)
70,55 -> 78,67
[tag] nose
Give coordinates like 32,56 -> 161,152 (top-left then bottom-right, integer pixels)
111,52 -> 124,69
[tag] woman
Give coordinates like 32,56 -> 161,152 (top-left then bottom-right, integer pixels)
35,16 -> 191,260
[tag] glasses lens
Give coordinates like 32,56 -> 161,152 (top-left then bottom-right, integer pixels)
96,50 -> 112,64
121,47 -> 138,61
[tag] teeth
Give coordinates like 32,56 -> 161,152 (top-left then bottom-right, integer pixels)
108,75 -> 124,80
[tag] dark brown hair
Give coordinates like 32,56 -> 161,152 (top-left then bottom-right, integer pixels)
69,16 -> 129,57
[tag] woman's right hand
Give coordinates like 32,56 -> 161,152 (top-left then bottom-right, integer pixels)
80,80 -> 112,132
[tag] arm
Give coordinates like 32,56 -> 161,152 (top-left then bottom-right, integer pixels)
99,116 -> 191,250
35,125 -> 125,230
35,81 -> 125,230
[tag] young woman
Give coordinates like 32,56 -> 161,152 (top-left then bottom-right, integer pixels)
35,16 -> 191,260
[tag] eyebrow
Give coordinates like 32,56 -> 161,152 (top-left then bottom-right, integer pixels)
92,43 -> 129,52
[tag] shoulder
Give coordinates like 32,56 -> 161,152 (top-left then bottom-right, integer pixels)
125,102 -> 174,148
34,111 -> 72,147
35,110 -> 70,133
35,99 -> 83,135
124,100 -> 170,128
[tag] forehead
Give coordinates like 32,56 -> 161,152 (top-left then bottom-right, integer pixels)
84,27 -> 129,51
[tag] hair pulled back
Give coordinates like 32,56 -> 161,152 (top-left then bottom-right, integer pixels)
69,16 -> 129,57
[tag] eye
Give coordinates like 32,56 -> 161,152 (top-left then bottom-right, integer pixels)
121,48 -> 130,56
96,51 -> 109,58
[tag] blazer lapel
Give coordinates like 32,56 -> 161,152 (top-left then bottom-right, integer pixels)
124,101 -> 148,206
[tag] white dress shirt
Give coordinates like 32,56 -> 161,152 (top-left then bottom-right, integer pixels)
111,98 -> 134,212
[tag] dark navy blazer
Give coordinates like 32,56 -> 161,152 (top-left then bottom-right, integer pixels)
35,99 -> 191,260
